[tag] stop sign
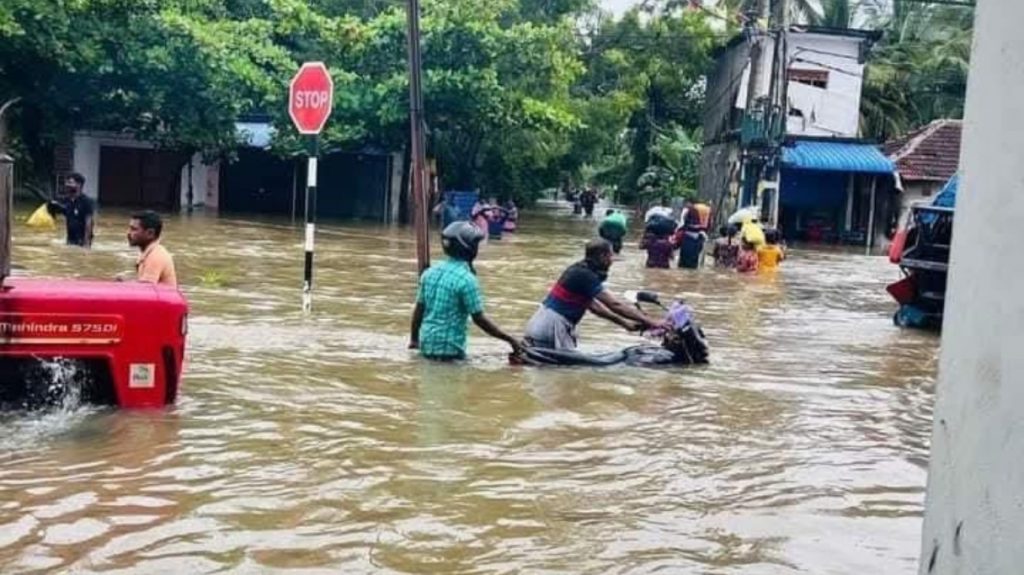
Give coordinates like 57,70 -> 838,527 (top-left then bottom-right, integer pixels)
289,62 -> 334,135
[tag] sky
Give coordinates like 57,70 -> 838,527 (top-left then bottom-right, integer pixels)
600,0 -> 638,17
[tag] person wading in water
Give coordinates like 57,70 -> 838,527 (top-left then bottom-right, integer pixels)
410,222 -> 523,360
48,172 -> 95,248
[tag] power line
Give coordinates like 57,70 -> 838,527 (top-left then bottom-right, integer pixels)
791,56 -> 863,77
897,0 -> 974,6
791,46 -> 860,62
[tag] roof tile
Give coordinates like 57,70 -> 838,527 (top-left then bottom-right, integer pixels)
885,120 -> 962,182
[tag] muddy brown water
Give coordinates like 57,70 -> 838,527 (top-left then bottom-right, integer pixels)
0,205 -> 938,574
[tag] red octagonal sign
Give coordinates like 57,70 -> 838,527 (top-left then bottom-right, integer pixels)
289,62 -> 334,135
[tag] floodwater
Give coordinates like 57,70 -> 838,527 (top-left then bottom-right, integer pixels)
0,204 -> 938,574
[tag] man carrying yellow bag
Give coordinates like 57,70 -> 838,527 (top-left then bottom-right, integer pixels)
45,173 -> 95,248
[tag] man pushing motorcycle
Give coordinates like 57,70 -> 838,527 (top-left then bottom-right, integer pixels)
524,239 -> 668,351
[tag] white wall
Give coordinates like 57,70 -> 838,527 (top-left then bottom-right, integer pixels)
785,34 -> 865,137
735,32 -> 866,138
178,157 -> 220,210
388,151 -> 403,224
918,1 -> 1024,573
71,131 -> 217,211
898,180 -> 943,224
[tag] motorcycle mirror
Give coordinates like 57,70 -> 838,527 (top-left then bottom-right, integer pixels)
624,290 -> 664,307
636,290 -> 662,305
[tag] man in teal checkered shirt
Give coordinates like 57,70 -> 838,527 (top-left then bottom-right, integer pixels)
410,222 -> 523,360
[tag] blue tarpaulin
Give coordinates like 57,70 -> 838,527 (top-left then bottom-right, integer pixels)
782,141 -> 896,174
933,173 -> 958,208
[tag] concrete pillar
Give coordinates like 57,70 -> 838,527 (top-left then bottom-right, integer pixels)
918,2 -> 1024,574
844,173 -> 854,232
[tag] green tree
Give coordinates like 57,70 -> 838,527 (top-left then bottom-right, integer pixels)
0,0 -> 723,206
639,124 -> 702,201
0,0 -> 293,175
860,0 -> 972,140
568,7 -> 720,204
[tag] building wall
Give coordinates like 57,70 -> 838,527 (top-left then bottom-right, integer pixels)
898,180 -> 943,223
699,142 -> 739,229
919,1 -> 1024,572
785,34 -> 865,138
732,33 -> 866,138
219,148 -> 395,222
71,132 -> 215,210
703,42 -> 752,143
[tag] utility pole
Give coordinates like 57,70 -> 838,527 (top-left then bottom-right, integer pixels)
744,0 -> 770,114
406,0 -> 431,274
740,0 -> 770,210
763,0 -> 789,228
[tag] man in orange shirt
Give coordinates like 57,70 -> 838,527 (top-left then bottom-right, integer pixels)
127,211 -> 177,287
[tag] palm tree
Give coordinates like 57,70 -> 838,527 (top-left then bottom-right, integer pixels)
859,0 -> 973,140
817,0 -> 853,27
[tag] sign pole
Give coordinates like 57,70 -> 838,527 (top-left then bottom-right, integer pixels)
302,137 -> 319,314
288,61 -> 333,313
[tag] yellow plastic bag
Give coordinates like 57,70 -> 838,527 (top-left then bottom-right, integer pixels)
26,203 -> 56,230
740,218 -> 765,247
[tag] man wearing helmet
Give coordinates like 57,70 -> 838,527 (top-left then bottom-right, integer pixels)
409,222 -> 523,360
524,238 -> 666,350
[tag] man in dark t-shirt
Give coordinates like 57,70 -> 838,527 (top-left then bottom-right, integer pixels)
523,239 -> 666,350
48,172 -> 95,248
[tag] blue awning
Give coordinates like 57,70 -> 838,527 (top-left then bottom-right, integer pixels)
782,141 -> 895,174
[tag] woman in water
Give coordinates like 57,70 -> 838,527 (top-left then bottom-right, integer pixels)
711,225 -> 740,268
640,230 -> 675,269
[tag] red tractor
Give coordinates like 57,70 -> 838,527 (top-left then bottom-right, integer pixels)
0,278 -> 188,409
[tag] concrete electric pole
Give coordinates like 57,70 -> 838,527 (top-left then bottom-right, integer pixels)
918,1 -> 1024,573
744,0 -> 770,114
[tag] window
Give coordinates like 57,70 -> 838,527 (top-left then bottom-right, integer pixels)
789,69 -> 829,89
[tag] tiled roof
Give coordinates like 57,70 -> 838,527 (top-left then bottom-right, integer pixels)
885,119 -> 962,182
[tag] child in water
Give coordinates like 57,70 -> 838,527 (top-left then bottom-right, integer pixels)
757,229 -> 785,271
736,239 -> 759,273
640,231 -> 675,269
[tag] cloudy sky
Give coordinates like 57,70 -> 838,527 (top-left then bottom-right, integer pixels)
600,0 -> 638,16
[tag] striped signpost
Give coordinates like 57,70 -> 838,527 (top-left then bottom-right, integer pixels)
288,62 -> 334,313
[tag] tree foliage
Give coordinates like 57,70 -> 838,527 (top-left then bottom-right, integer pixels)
2,0 -> 968,206
860,0 -> 972,141
0,0 -> 589,202
567,7 -> 720,204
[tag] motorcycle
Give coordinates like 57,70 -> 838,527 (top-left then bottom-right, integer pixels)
513,291 -> 710,368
